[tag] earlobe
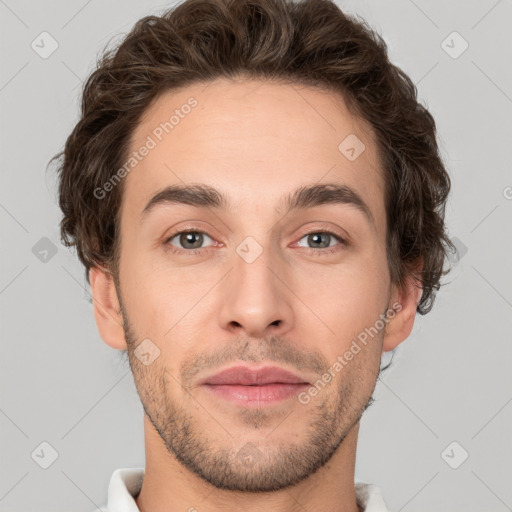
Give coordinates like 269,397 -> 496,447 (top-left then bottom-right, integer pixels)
382,269 -> 423,352
89,266 -> 127,350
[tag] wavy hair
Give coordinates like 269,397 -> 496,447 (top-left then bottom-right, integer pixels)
50,0 -> 455,314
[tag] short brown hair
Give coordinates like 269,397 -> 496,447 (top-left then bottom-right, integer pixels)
50,0 -> 455,315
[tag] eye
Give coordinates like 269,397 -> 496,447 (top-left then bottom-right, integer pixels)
295,230 -> 346,254
162,228 -> 346,257
165,230 -> 215,253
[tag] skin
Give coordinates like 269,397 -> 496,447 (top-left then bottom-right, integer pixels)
89,76 -> 421,512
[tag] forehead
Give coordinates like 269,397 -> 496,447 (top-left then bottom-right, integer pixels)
121,77 -> 385,229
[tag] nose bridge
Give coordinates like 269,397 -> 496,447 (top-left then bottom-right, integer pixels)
235,233 -> 276,290
218,230 -> 294,337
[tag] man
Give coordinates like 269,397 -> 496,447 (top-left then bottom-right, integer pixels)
52,0 -> 454,510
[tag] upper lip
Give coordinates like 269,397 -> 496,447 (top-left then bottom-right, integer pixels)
200,365 -> 310,386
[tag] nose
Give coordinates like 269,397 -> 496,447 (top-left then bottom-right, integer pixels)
218,244 -> 294,339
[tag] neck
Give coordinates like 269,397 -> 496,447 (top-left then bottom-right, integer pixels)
135,415 -> 361,512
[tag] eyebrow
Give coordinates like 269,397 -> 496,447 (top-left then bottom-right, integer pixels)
140,182 -> 375,229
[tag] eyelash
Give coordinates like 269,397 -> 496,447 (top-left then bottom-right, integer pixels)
163,228 -> 347,256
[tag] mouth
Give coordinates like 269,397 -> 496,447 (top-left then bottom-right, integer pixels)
199,365 -> 310,407
203,382 -> 309,405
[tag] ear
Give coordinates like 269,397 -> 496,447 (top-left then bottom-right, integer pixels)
382,262 -> 423,352
89,266 -> 127,350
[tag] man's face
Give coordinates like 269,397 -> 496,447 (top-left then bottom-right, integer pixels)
113,77 -> 395,491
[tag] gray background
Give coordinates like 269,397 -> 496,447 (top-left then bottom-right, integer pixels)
1,0 -> 511,511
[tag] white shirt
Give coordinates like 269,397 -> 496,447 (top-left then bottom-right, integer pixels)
92,468 -> 391,512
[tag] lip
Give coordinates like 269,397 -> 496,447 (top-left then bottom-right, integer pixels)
204,383 -> 309,406
199,365 -> 310,386
199,365 -> 311,407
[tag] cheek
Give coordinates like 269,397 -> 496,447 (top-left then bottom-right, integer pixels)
120,254 -> 216,362
299,260 -> 389,356
118,245 -> 174,338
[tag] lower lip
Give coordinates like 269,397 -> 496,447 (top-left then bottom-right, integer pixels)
203,383 -> 309,406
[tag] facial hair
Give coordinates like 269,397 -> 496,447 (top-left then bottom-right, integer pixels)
117,292 -> 381,492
